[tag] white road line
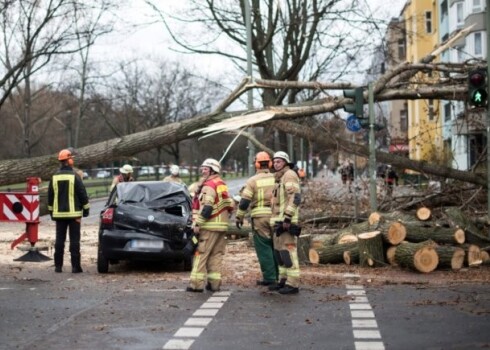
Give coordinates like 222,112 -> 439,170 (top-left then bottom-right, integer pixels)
163,291 -> 232,350
345,281 -> 385,350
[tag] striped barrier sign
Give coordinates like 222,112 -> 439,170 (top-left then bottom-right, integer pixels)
0,193 -> 40,223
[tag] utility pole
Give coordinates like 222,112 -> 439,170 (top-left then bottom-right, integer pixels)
244,0 -> 255,176
368,83 -> 377,212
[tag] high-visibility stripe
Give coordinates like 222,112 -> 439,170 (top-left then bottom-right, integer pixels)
207,272 -> 221,280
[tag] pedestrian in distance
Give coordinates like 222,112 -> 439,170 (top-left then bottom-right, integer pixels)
110,164 -> 134,191
235,152 -> 278,287
269,151 -> 302,295
385,165 -> 399,196
163,165 -> 185,185
187,158 -> 234,293
47,149 -> 90,273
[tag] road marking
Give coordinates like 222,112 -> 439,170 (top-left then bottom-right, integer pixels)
344,274 -> 385,350
163,291 -> 231,350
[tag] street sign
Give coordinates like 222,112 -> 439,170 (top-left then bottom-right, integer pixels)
346,114 -> 362,132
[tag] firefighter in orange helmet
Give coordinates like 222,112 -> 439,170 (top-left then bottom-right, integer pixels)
47,149 -> 90,273
187,158 -> 234,292
235,151 -> 278,286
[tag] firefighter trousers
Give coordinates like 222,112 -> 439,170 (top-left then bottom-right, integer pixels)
54,219 -> 82,269
272,232 -> 300,288
252,216 -> 278,282
189,229 -> 226,291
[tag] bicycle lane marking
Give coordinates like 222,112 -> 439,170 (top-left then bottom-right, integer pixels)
344,273 -> 385,350
163,291 -> 232,350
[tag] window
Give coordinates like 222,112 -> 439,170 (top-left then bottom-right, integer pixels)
444,103 -> 451,122
428,100 -> 435,121
472,0 -> 482,12
398,39 -> 405,60
474,32 -> 482,56
400,104 -> 408,132
425,11 -> 432,33
456,2 -> 464,26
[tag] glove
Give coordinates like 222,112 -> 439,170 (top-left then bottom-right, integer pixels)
289,224 -> 302,237
274,221 -> 285,237
283,216 -> 291,231
183,233 -> 198,258
83,208 -> 89,217
236,217 -> 243,229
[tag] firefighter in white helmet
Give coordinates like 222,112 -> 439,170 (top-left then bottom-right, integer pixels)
269,151 -> 302,294
163,165 -> 184,184
110,164 -> 134,190
187,158 -> 234,292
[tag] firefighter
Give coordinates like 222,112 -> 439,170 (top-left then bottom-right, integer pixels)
110,164 -> 134,190
48,149 -> 90,273
187,158 -> 234,292
163,165 -> 184,184
269,151 -> 301,294
235,151 -> 278,286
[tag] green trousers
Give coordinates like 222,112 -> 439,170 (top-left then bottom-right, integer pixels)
252,217 -> 278,282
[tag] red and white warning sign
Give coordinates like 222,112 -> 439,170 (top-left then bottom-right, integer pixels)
0,193 -> 40,223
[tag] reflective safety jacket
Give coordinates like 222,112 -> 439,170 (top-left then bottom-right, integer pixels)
48,166 -> 90,219
195,175 -> 233,231
270,166 -> 301,225
236,169 -> 275,220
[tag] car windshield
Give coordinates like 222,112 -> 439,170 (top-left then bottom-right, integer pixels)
116,181 -> 190,210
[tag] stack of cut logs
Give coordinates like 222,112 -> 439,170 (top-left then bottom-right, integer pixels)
304,207 -> 490,273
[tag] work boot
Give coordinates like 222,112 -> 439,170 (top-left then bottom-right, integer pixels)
256,280 -> 276,286
72,266 -> 83,273
206,282 -> 220,292
55,266 -> 62,273
268,278 -> 286,291
278,284 -> 299,295
186,287 -> 204,293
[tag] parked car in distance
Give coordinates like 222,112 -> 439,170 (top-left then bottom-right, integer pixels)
97,181 -> 194,273
139,166 -> 155,176
96,170 -> 111,179
82,171 -> 90,179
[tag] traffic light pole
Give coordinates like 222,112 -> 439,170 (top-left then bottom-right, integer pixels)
368,83 -> 377,212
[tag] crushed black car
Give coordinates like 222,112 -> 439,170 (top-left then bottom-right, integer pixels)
97,181 -> 194,273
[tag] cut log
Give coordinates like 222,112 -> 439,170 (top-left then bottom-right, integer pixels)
385,222 -> 407,245
309,241 -> 358,265
357,231 -> 385,267
444,207 -> 490,245
458,244 -> 482,267
343,250 -> 360,265
434,246 -> 465,270
404,224 -> 465,245
297,234 -> 311,264
394,241 -> 439,273
416,207 -> 431,221
368,212 -> 382,225
309,233 -> 337,249
386,246 -> 398,266
481,250 -> 490,263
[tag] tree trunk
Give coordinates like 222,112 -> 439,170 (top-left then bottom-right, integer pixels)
394,241 -> 439,273
434,246 -> 465,270
297,234 -> 311,264
444,207 -> 490,245
357,231 -> 385,267
404,224 -> 465,245
309,241 -> 358,265
458,244 -> 483,267
416,207 -> 431,221
386,246 -> 398,266
343,250 -> 359,265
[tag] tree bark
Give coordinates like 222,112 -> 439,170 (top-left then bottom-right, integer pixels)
444,207 -> 490,245
434,246 -> 465,270
404,225 -> 465,245
357,231 -> 385,267
309,241 -> 358,265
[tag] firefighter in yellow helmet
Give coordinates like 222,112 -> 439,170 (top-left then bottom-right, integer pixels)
187,158 -> 233,292
48,149 -> 90,273
269,151 -> 301,294
235,151 -> 278,286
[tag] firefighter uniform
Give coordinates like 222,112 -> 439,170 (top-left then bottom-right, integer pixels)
188,160 -> 233,292
270,152 -> 301,294
236,168 -> 277,285
48,149 -> 90,273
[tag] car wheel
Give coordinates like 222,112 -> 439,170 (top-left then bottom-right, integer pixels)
183,255 -> 193,271
97,249 -> 109,273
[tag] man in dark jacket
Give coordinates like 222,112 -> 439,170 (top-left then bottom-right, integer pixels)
48,149 -> 90,273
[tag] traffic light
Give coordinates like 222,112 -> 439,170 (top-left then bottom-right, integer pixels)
467,69 -> 487,108
343,87 -> 367,128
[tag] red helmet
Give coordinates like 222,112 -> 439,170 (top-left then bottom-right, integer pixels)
255,151 -> 272,169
